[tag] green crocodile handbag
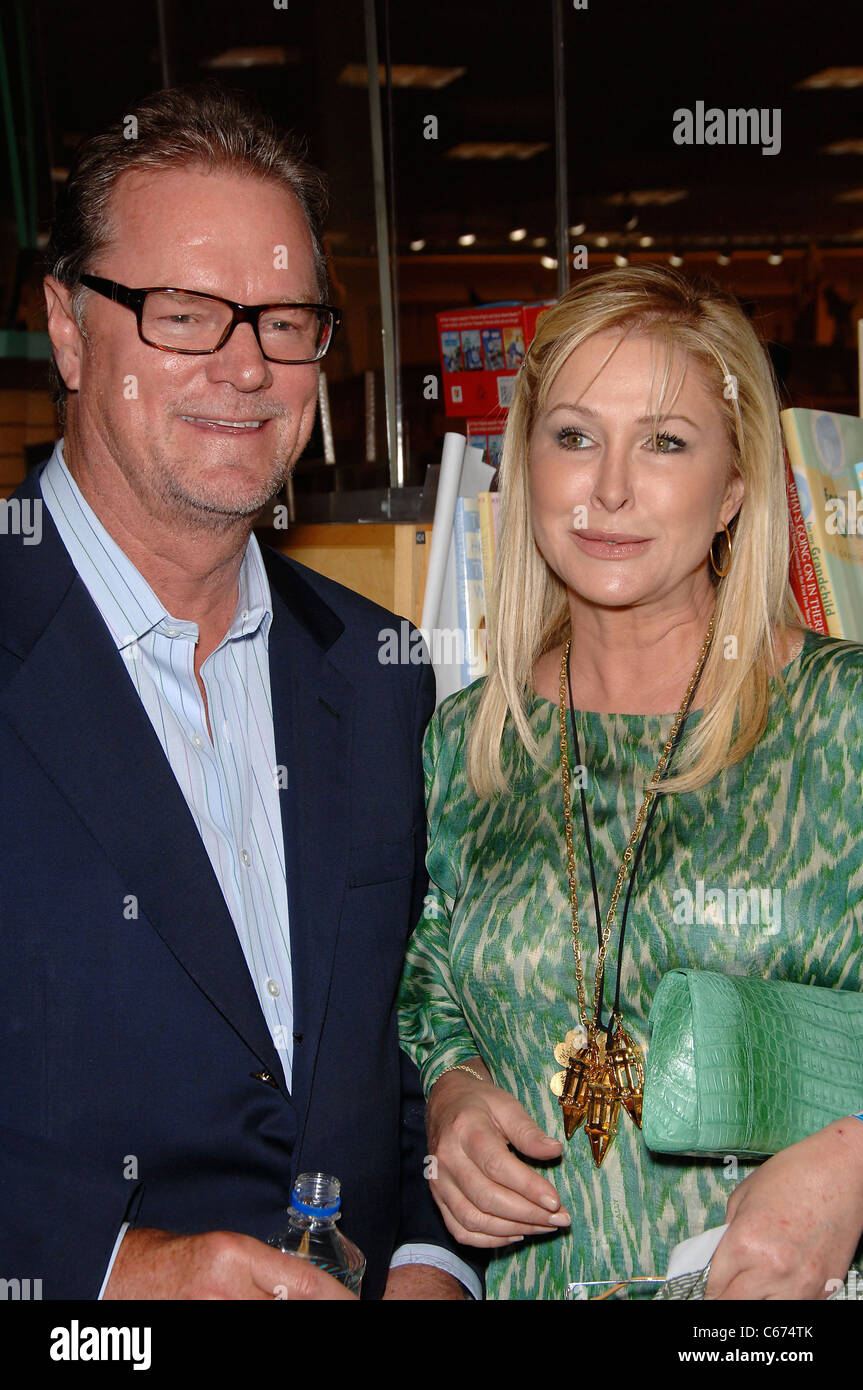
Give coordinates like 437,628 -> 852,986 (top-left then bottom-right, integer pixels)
642,969 -> 863,1157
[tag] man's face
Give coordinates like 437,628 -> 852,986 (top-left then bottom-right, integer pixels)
56,165 -> 322,527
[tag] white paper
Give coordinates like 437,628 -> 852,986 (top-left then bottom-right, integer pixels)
665,1224 -> 729,1280
422,438 -> 494,706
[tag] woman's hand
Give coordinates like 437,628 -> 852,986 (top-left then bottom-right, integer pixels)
705,1117 -> 863,1299
426,1061 -> 571,1247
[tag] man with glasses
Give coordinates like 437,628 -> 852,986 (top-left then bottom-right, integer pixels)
0,85 -> 477,1301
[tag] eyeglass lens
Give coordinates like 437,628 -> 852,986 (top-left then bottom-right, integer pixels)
140,291 -> 330,361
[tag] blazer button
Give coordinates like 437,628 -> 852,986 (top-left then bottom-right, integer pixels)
250,1070 -> 279,1089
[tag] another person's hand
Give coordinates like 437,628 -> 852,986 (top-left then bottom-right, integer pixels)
104,1228 -> 357,1300
426,1061 -> 571,1247
705,1117 -> 863,1300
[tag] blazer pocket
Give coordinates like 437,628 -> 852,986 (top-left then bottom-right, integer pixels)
347,835 -> 415,888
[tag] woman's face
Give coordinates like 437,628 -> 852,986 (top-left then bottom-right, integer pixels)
529,328 -> 744,618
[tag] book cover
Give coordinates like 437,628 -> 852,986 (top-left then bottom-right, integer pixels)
784,452 -> 829,635
780,407 -> 863,641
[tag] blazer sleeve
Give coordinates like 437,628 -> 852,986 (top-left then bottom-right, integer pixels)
392,660 -> 485,1288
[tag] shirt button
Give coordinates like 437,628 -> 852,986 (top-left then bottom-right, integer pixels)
193,735 -> 203,747
266,978 -> 280,997
164,627 -> 178,637
241,849 -> 251,866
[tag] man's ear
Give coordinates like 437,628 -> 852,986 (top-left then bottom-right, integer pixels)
43,276 -> 86,391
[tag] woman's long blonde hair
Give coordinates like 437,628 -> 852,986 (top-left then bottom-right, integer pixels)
467,264 -> 799,798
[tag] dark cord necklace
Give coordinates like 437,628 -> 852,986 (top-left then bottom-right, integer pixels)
549,619 -> 714,1165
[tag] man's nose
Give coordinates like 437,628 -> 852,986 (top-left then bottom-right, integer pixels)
205,321 -> 273,390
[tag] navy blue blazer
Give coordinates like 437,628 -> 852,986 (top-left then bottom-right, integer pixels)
0,463 -> 464,1299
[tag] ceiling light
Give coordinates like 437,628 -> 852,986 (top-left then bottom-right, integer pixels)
446,141 -> 551,161
202,46 -> 296,68
797,67 -> 863,89
614,254 -> 629,266
822,139 -> 863,155
569,222 -> 586,236
607,189 -> 688,207
668,253 -> 684,267
716,252 -> 731,266
338,63 -> 466,89
540,255 -> 558,270
767,251 -> 783,265
409,238 -> 426,252
595,235 -> 609,248
509,227 -> 528,242
458,233 -> 477,246
638,235 -> 654,248
531,236 -> 548,248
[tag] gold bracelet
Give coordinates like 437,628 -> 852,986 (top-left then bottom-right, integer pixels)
437,1063 -> 485,1084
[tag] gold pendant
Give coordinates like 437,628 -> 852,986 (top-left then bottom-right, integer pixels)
550,1023 -> 644,1166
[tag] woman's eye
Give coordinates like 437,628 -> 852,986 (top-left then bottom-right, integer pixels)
648,432 -> 687,453
557,428 -> 593,449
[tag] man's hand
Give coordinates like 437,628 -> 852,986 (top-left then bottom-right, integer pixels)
382,1264 -> 468,1299
425,1062 -> 570,1247
705,1118 -> 863,1300
104,1228 -> 357,1300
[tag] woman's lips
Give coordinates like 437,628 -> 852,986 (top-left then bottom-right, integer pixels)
571,529 -> 652,559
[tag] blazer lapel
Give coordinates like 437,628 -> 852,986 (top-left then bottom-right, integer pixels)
263,550 -> 353,1140
0,498 -> 287,1091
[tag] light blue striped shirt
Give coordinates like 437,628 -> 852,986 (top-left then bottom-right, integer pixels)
40,442 -> 295,1082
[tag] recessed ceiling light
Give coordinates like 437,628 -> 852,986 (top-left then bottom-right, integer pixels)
607,189 -> 688,207
716,252 -> 732,266
767,251 -> 784,265
614,253 -> 629,266
569,222 -> 586,236
509,227 -> 528,242
446,141 -> 551,161
202,46 -> 296,68
338,63 -> 467,89
409,238 -> 426,251
797,67 -> 863,89
638,235 -> 654,248
531,236 -> 548,248
458,233 -> 477,246
595,235 -> 610,248
668,253 -> 684,266
823,139 -> 863,155
540,255 -> 558,270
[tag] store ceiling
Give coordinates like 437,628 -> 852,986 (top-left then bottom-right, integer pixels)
30,0 -> 863,258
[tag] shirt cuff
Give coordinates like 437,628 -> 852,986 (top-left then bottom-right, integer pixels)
390,1243 -> 482,1300
97,1222 -> 130,1300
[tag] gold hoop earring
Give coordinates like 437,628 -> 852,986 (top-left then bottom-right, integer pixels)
710,522 -> 733,578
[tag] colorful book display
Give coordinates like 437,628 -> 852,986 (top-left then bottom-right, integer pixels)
781,408 -> 863,642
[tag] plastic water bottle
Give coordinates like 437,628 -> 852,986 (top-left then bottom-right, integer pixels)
268,1172 -> 366,1294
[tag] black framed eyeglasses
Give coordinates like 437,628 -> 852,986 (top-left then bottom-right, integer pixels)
79,274 -> 341,364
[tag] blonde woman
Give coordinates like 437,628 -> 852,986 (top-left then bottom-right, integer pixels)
398,266 -> 863,1300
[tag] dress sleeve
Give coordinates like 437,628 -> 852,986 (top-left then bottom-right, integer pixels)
398,698 -> 482,1095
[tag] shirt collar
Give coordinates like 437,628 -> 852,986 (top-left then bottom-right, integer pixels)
39,440 -> 272,652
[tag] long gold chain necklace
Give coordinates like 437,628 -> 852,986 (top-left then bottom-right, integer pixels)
549,618 -> 715,1166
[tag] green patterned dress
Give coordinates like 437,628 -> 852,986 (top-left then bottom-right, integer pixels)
398,631 -> 863,1300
